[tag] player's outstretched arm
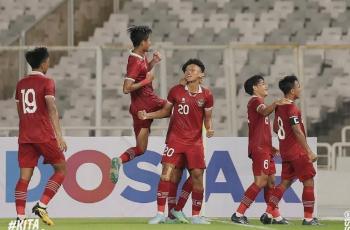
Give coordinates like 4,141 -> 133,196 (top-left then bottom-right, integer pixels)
204,109 -> 214,138
291,124 -> 317,162
257,98 -> 291,117
138,102 -> 173,120
46,96 -> 67,152
148,51 -> 161,70
123,72 -> 154,94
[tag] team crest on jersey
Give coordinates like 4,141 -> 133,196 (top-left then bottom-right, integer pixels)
181,97 -> 186,103
197,99 -> 205,107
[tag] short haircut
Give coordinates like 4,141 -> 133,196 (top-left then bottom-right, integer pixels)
182,58 -> 205,73
244,75 -> 264,95
25,47 -> 49,69
127,25 -> 152,47
279,75 -> 298,95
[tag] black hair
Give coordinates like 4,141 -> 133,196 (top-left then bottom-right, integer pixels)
25,47 -> 49,69
244,75 -> 264,95
279,75 -> 299,95
127,25 -> 152,47
182,58 -> 205,73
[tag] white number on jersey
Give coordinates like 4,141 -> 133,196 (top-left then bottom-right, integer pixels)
20,89 -> 37,114
163,146 -> 175,157
178,104 -> 189,115
263,159 -> 269,169
277,116 -> 285,140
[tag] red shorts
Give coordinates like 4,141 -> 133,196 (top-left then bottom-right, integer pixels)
281,154 -> 316,182
161,141 -> 205,170
18,139 -> 66,168
250,151 -> 276,176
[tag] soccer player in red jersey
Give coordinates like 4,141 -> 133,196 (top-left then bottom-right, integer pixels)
139,59 -> 214,224
265,75 -> 319,226
110,25 -> 166,183
14,47 -> 67,226
231,75 -> 290,225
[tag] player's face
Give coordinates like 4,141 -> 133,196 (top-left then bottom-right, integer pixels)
41,57 -> 50,74
141,37 -> 151,52
292,81 -> 301,98
254,79 -> 268,97
184,64 -> 204,83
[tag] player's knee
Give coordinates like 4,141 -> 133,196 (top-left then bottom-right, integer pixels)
170,168 -> 183,184
54,162 -> 67,175
160,174 -> 170,182
303,178 -> 314,187
255,177 -> 268,188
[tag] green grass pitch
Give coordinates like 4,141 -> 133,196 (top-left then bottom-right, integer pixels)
0,218 -> 344,230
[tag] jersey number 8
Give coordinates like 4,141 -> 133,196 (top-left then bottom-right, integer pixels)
277,116 -> 286,140
21,89 -> 37,114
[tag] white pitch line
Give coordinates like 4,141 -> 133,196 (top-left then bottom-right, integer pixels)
210,218 -> 276,230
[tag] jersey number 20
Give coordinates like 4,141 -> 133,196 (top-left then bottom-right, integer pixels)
21,89 -> 37,114
178,104 -> 189,115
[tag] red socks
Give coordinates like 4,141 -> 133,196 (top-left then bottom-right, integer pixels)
40,172 -> 65,205
266,185 -> 285,215
192,188 -> 204,216
156,180 -> 170,213
236,183 -> 260,215
167,182 -> 178,218
119,147 -> 144,163
302,186 -> 315,219
15,179 -> 29,216
264,186 -> 280,217
174,177 -> 192,211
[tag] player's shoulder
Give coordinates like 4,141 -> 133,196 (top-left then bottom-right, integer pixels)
200,85 -> 213,96
170,84 -> 185,92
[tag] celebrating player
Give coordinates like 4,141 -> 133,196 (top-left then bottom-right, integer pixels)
110,25 -> 166,183
231,75 -> 289,225
14,47 -> 67,226
265,75 -> 319,225
138,58 -> 214,224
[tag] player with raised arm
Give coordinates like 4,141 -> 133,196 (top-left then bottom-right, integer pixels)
138,59 -> 214,224
264,75 -> 320,225
14,47 -> 67,226
231,75 -> 289,225
110,25 -> 166,183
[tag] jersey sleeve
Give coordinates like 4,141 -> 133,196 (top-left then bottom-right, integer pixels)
287,104 -> 300,125
44,79 -> 56,97
251,97 -> 265,112
204,90 -> 214,110
126,57 -> 140,81
167,86 -> 177,104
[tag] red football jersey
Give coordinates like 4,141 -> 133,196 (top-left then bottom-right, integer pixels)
15,72 -> 56,143
165,84 -> 214,145
247,96 -> 272,154
274,103 -> 306,161
125,52 -> 165,114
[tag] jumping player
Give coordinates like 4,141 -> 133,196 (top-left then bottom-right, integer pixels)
110,25 -> 166,183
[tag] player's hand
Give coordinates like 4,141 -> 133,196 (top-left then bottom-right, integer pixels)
145,72 -> 155,82
272,146 -> 280,156
138,110 -> 148,120
206,129 -> 214,138
152,51 -> 161,64
275,98 -> 292,106
308,152 -> 318,163
179,77 -> 187,86
57,136 -> 67,152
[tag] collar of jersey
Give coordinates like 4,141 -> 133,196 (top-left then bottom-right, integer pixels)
129,50 -> 144,60
29,71 -> 45,76
185,85 -> 202,94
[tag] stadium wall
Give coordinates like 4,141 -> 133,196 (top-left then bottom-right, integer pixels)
1,137 -> 316,218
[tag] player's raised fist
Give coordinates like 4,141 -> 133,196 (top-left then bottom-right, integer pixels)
138,110 -> 148,120
152,51 -> 161,63
57,136 -> 67,152
206,129 -> 214,138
